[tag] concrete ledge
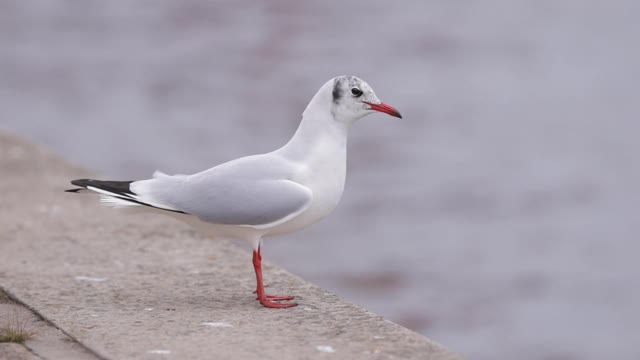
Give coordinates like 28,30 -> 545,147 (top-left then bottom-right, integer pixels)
0,133 -> 463,360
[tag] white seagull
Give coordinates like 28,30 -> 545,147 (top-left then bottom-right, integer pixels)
67,75 -> 402,308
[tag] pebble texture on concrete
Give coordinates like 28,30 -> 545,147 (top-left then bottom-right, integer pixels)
0,133 -> 463,360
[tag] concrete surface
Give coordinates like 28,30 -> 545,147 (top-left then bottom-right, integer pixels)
0,132 -> 463,359
0,290 -> 98,360
0,343 -> 39,360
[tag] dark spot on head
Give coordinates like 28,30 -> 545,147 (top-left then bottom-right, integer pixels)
332,78 -> 342,104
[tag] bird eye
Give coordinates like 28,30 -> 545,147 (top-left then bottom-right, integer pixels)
351,87 -> 363,97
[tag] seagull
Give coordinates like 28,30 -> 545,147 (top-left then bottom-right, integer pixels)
66,75 -> 402,308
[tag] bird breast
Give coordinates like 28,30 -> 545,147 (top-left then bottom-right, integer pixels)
303,161 -> 346,218
267,145 -> 347,236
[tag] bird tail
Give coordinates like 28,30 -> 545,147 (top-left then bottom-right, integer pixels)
66,178 -> 186,213
66,179 -> 143,208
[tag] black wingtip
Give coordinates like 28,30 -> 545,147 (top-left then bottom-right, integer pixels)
70,179 -> 91,187
67,179 -> 91,193
68,178 -> 135,196
65,178 -> 188,215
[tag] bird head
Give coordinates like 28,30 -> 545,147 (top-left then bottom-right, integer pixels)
327,75 -> 402,123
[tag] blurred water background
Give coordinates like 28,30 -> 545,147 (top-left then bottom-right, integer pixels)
1,1 -> 639,359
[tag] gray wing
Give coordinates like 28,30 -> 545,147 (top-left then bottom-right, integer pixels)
130,154 -> 312,227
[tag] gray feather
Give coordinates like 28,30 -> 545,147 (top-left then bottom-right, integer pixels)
130,153 -> 312,227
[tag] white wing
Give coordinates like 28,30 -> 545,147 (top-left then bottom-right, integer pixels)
130,154 -> 312,228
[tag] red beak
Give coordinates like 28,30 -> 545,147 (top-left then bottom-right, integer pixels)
364,101 -> 402,119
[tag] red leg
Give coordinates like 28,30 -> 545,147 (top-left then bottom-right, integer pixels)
252,246 -> 295,301
252,246 -> 297,308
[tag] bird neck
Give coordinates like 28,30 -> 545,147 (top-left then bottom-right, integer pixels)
277,101 -> 350,163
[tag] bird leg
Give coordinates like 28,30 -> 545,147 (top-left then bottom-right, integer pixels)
252,246 -> 297,308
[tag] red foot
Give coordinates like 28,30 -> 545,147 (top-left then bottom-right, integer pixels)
253,290 -> 295,301
259,298 -> 298,308
264,294 -> 295,301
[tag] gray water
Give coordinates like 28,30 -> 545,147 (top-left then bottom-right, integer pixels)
1,1 -> 639,359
